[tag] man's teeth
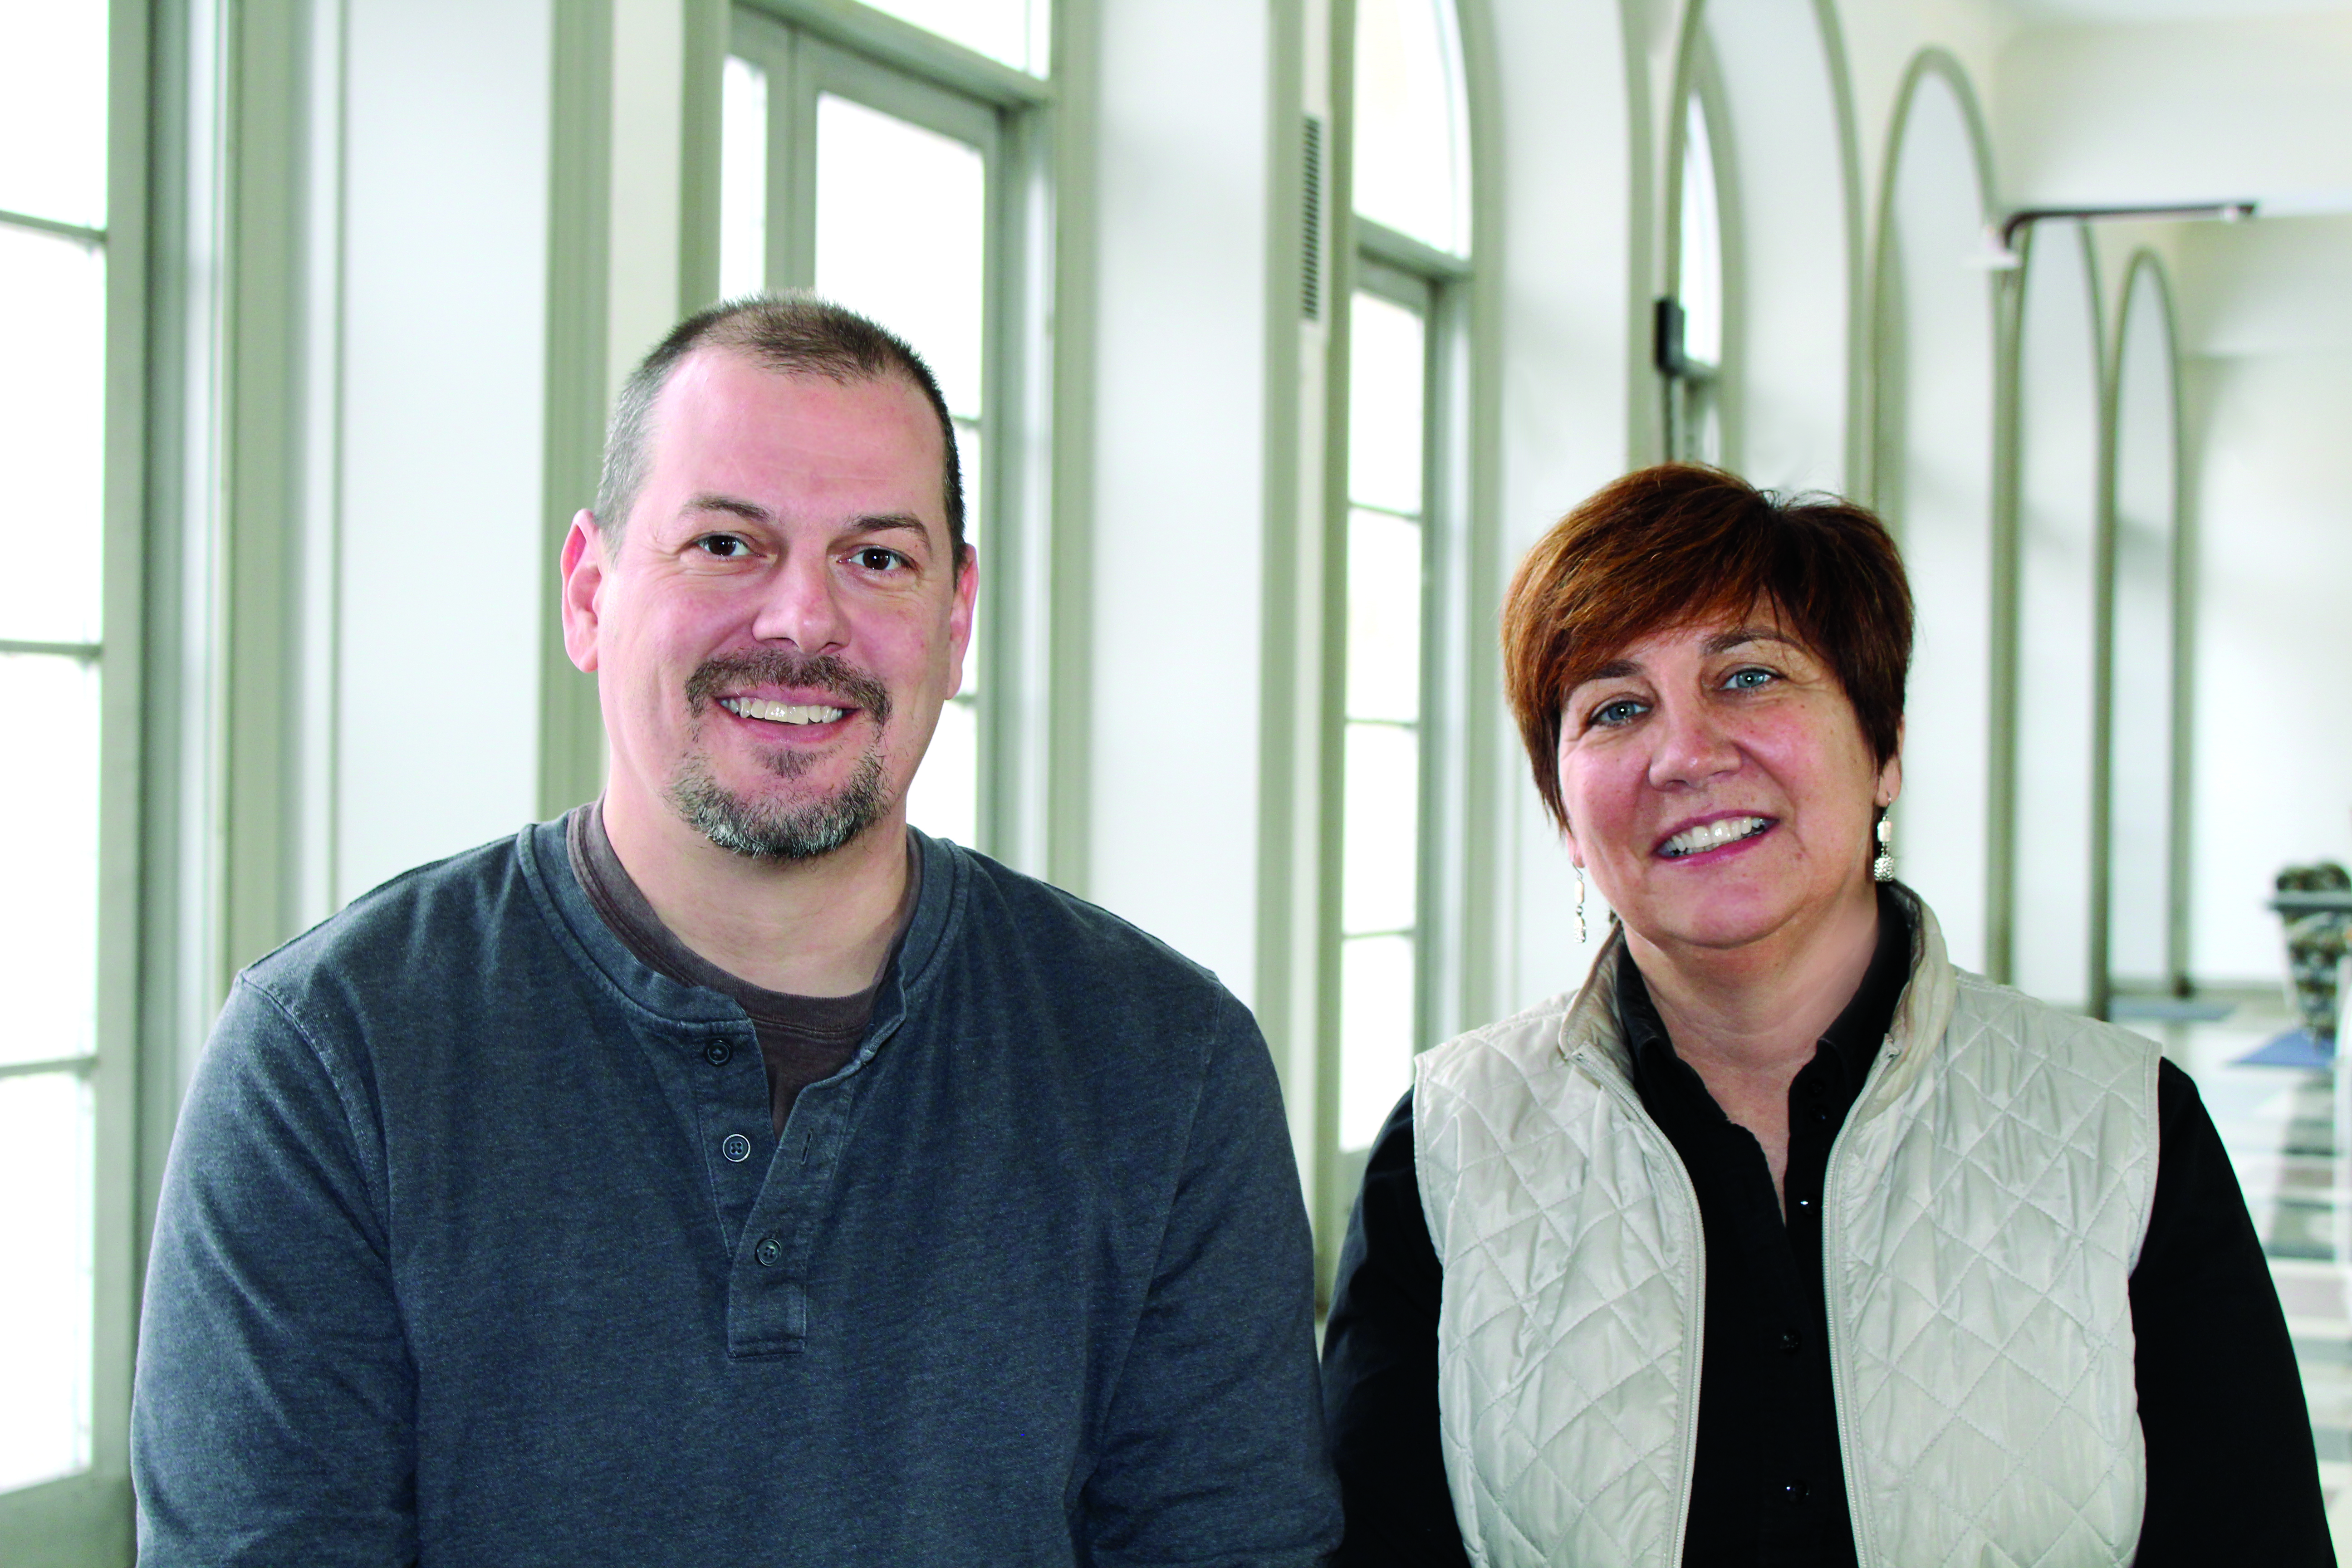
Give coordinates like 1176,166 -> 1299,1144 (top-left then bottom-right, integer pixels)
720,697 -> 847,725
1659,816 -> 1769,858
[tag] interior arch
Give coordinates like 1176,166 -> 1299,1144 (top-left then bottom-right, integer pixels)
1670,0 -> 1864,491
1872,53 -> 1998,972
2106,253 -> 2184,999
2010,223 -> 2104,1009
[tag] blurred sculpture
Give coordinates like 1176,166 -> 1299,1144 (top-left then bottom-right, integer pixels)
2275,861 -> 2352,1045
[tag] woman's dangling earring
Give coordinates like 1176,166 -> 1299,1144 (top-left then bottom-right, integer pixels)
1575,864 -> 1589,944
1872,813 -> 1895,882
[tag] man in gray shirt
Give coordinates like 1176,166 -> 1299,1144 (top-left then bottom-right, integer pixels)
131,296 -> 1341,1565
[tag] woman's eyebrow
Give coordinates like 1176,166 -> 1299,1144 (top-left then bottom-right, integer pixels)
1702,627 -> 1804,656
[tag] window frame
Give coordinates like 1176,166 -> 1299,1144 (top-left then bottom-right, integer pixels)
1661,41 -> 1740,468
0,0 -> 152,1554
1317,234 -> 1472,1235
721,0 -> 1059,871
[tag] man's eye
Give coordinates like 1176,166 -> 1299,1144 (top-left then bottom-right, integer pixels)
851,546 -> 905,572
695,535 -> 750,559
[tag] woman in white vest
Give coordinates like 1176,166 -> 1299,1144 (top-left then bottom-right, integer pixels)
1320,465 -> 2329,1568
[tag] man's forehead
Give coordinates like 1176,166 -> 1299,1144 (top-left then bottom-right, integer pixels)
626,346 -> 949,541
656,345 -> 933,431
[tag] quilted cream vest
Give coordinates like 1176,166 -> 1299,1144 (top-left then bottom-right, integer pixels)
1414,896 -> 2160,1568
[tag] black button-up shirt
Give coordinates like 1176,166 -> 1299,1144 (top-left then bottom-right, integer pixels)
1320,886 -> 2332,1568
1613,895 -> 1910,1566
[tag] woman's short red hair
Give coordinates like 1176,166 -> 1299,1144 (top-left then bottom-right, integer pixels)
1501,463 -> 1914,833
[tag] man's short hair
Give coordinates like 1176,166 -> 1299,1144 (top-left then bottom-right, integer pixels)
1500,462 -> 1914,834
594,294 -> 967,561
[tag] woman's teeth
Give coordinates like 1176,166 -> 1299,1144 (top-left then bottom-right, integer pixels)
1659,816 -> 1769,858
720,697 -> 847,725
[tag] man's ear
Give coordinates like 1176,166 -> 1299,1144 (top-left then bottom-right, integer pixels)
560,511 -> 606,674
945,545 -> 980,692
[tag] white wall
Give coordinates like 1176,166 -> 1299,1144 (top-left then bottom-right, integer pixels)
1703,0 -> 1855,492
1082,0 -> 1272,1001
2009,223 -> 2101,1009
1994,12 -> 2352,212
1880,67 -> 1995,973
334,0 -> 554,903
2107,261 -> 2178,990
2178,213 -> 2352,985
1486,0 -> 1636,1013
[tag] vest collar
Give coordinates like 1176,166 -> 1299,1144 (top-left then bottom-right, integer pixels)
1552,884 -> 1963,1119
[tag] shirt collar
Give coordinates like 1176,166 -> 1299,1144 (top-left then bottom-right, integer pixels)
1613,882 -> 1915,1092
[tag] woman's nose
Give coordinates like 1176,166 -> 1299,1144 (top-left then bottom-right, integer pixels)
1646,697 -> 1740,788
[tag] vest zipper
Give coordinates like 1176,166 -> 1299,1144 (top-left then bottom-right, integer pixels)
1820,1032 -> 1900,1568
1664,1144 -> 1705,1568
1589,1054 -> 1708,1568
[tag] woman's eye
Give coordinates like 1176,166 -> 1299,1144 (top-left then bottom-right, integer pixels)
1591,697 -> 1646,728
1725,666 -> 1776,691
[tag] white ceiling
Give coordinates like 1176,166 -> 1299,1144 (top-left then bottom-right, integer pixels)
2004,0 -> 2352,19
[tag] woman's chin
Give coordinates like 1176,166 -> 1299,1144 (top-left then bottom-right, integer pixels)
1617,883 -> 1814,957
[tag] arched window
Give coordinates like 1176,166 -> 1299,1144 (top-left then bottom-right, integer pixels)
853,0 -> 1048,75
1352,0 -> 1468,258
1669,91 -> 1725,462
1328,0 -> 1473,1214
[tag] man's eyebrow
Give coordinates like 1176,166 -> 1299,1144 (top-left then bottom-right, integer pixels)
678,497 -> 933,543
681,492 -> 770,524
839,513 -> 931,540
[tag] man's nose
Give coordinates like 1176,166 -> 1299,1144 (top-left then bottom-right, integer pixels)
1647,696 -> 1740,789
748,551 -> 850,654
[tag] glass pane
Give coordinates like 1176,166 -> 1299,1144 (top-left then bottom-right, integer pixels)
906,696 -> 977,847
1346,509 -> 1421,724
1342,722 -> 1420,936
719,54 -> 769,300
0,1069 -> 96,1492
0,654 -> 99,1068
1678,96 -> 1723,368
0,0 -> 108,229
1348,289 -> 1426,516
813,93 -> 986,421
859,0 -> 1044,76
1339,934 -> 1416,1149
0,224 -> 106,646
1352,0 -> 1466,255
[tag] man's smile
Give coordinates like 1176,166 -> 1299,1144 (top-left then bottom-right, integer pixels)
719,696 -> 851,725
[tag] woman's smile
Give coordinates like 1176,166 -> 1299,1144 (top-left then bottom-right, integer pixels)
1654,813 -> 1776,861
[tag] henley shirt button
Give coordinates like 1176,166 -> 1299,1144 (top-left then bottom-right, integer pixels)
1778,1330 -> 1802,1355
721,1133 -> 752,1163
703,1041 -> 732,1067
754,1236 -> 783,1268
1782,1480 -> 1809,1504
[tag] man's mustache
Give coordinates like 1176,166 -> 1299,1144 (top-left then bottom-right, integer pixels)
684,650 -> 893,725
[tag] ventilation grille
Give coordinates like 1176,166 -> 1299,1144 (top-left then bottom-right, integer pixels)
1302,115 -> 1324,320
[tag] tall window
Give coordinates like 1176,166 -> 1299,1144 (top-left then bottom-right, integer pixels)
0,1 -> 112,1504
1666,91 -> 1725,464
1328,0 -> 1470,1200
720,4 -> 1044,852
